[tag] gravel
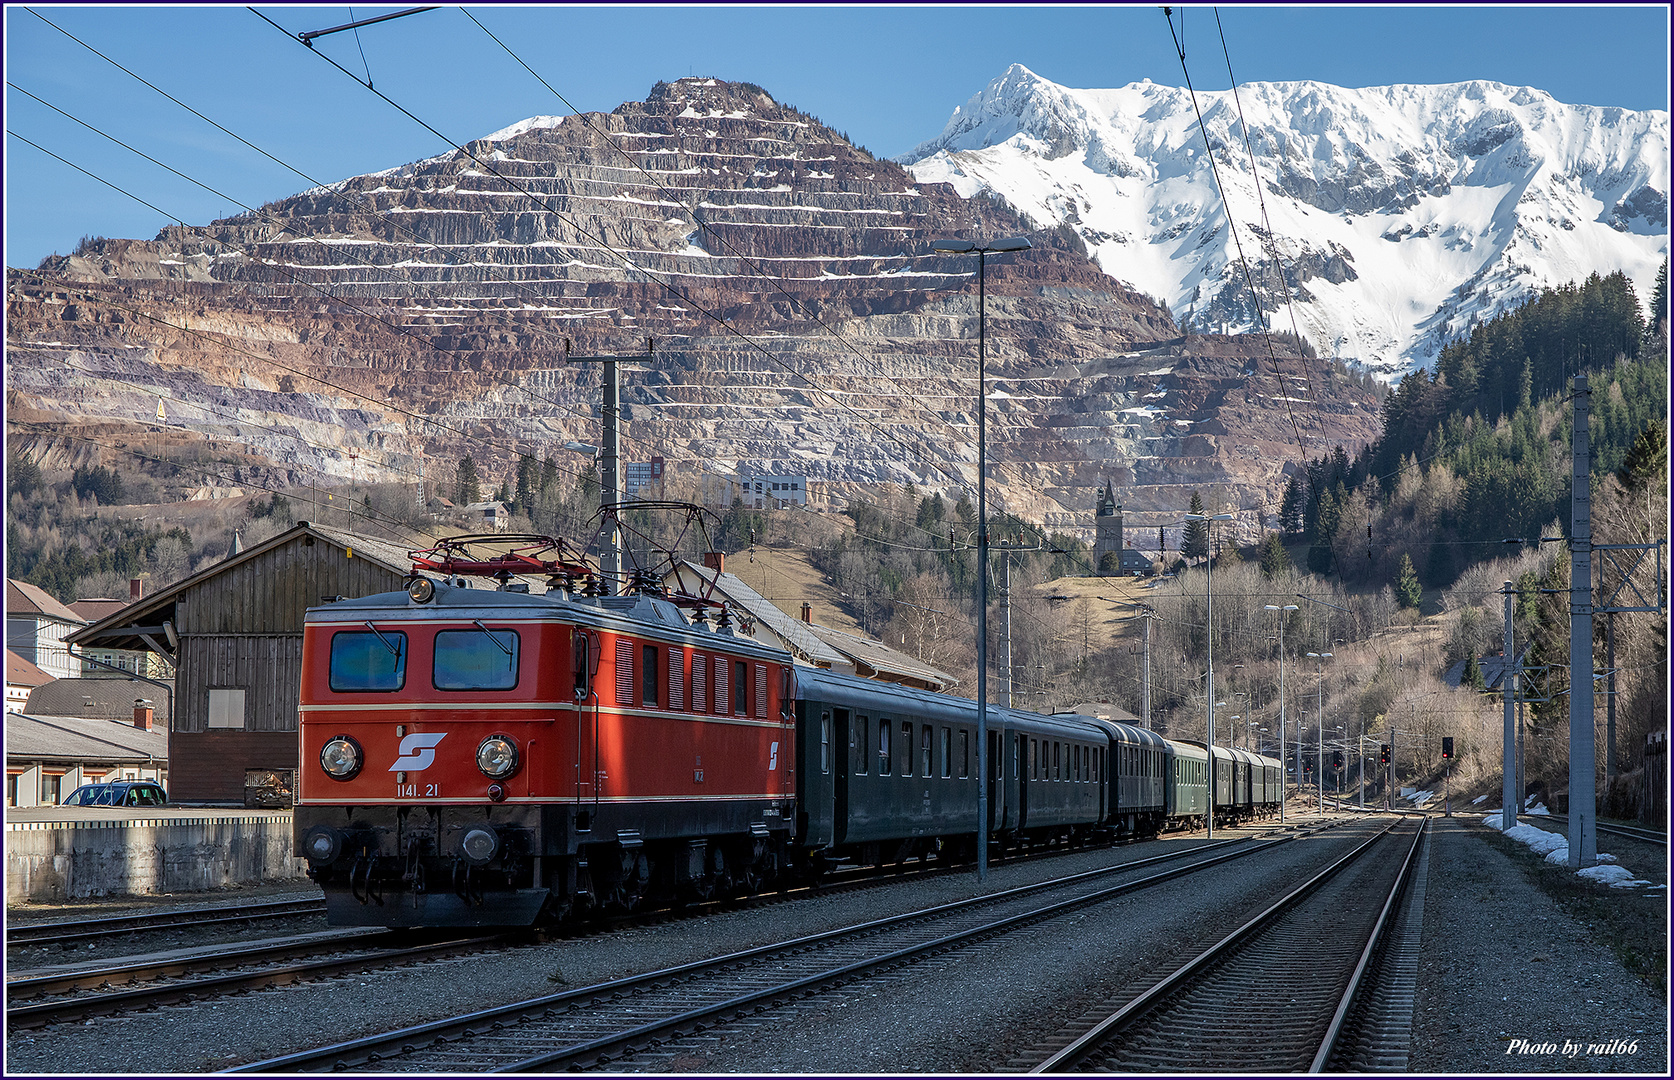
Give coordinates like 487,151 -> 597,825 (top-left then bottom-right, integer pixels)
6,818 -> 1371,1073
1409,815 -> 1668,1073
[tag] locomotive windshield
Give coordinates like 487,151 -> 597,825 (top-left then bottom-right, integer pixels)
328,630 -> 408,692
434,628 -> 520,690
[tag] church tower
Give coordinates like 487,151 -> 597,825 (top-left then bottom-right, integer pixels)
1093,480 -> 1124,575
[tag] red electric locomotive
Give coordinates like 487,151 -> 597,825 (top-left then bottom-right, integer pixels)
294,534 -> 799,926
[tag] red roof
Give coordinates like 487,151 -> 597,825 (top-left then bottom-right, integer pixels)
69,598 -> 129,623
6,579 -> 83,624
6,649 -> 54,689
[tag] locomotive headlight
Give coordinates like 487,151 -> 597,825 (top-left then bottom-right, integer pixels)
320,735 -> 363,781
407,576 -> 435,604
476,735 -> 519,779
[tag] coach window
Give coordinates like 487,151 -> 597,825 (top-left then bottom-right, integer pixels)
820,712 -> 831,774
856,714 -> 868,774
878,719 -> 892,775
959,730 -> 970,778
941,727 -> 952,778
642,644 -> 659,707
433,627 -> 518,691
1054,742 -> 1061,781
921,725 -> 932,778
329,629 -> 407,692
895,721 -> 910,776
1028,738 -> 1036,779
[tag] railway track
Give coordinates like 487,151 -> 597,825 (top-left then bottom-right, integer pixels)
1029,816 -> 1426,1073
4,929 -> 524,1029
5,898 -> 326,948
1518,813 -> 1667,847
231,819 -> 1348,1073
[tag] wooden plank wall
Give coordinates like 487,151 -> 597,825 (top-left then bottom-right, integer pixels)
175,535 -> 404,636
176,635 -> 304,733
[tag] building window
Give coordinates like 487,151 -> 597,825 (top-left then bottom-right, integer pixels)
40,772 -> 62,805
208,688 -> 247,729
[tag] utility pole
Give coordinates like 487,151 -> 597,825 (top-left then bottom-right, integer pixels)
1502,581 -> 1517,832
566,340 -> 654,593
998,551 -> 1013,708
1568,375 -> 1596,868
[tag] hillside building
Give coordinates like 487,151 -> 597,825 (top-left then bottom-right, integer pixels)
1092,481 -> 1150,576
7,579 -> 85,681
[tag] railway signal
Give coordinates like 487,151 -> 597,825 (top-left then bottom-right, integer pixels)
1442,736 -> 1454,760
1332,750 -> 1343,770
1380,743 -> 1391,765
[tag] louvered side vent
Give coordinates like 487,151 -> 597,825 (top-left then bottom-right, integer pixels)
692,653 -> 707,712
713,656 -> 728,714
615,640 -> 634,705
755,664 -> 769,718
668,649 -> 685,710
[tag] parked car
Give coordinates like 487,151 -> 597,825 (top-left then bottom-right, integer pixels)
60,781 -> 168,808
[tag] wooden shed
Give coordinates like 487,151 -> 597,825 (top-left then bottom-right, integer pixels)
66,522 -> 412,805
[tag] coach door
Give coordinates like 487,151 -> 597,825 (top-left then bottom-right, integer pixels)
572,630 -> 602,819
832,708 -> 852,844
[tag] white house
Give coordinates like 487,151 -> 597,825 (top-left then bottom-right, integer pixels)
6,579 -> 85,681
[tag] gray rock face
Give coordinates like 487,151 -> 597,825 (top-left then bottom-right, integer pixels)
10,78 -> 1380,534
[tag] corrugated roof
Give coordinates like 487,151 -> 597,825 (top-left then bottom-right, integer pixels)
668,562 -> 847,667
7,579 -> 84,624
803,623 -> 958,691
6,712 -> 168,764
7,649 -> 54,689
26,678 -> 172,722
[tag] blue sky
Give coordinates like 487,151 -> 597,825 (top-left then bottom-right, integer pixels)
5,4 -> 1668,268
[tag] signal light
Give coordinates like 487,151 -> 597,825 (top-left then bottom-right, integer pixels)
1332,750 -> 1344,770
1380,744 -> 1392,765
1442,736 -> 1454,760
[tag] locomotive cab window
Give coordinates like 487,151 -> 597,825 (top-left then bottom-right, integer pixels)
329,629 -> 408,692
434,627 -> 519,690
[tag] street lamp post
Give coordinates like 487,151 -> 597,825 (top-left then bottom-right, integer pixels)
932,235 -> 1031,883
1186,510 -> 1233,838
1264,604 -> 1298,824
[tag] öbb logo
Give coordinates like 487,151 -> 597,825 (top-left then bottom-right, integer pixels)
389,732 -> 447,771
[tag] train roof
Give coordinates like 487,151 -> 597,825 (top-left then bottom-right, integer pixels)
1062,715 -> 1171,749
303,584 -> 794,663
793,666 -> 1106,738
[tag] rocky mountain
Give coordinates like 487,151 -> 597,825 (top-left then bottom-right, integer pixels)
902,65 -> 1669,376
7,77 -> 1381,538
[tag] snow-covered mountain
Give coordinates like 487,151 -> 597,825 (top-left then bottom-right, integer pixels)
902,65 -> 1668,376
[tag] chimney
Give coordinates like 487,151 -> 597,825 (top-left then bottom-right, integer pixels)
801,602 -> 812,623
702,552 -> 725,573
130,578 -> 143,602
133,699 -> 154,731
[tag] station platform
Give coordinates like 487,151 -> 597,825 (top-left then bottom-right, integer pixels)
4,806 -> 307,905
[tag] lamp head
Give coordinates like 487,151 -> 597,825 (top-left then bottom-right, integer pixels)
932,239 -> 976,253
987,236 -> 1032,252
